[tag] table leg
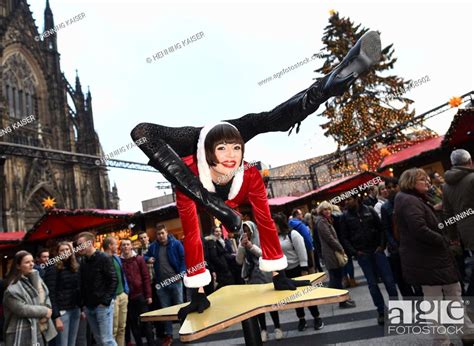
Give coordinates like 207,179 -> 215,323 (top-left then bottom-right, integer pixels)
241,316 -> 262,346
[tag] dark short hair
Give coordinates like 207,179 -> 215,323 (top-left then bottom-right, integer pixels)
204,124 -> 245,166
272,212 -> 291,235
137,230 -> 147,237
385,177 -> 399,186
36,248 -> 49,258
156,224 -> 166,231
102,236 -> 117,250
291,208 -> 302,218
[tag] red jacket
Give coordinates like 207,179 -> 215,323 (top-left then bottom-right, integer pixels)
121,255 -> 152,300
177,155 -> 283,268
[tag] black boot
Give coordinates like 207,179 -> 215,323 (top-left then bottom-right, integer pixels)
148,142 -> 242,232
322,30 -> 381,97
177,289 -> 211,321
273,271 -> 311,291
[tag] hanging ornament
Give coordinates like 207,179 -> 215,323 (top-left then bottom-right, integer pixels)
359,163 -> 369,171
42,196 -> 56,209
449,96 -> 462,108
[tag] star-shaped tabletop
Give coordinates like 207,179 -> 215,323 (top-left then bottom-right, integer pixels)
141,272 -> 349,342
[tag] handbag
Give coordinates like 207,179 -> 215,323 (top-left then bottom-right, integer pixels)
335,251 -> 348,268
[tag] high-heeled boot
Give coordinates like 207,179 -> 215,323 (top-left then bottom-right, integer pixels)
147,141 -> 242,232
227,31 -> 381,138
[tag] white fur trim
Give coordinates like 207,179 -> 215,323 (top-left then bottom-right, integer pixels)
183,269 -> 212,288
196,122 -> 244,200
259,255 -> 288,272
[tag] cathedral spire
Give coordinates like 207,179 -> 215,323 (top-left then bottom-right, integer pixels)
44,0 -> 54,32
75,69 -> 83,95
43,0 -> 57,51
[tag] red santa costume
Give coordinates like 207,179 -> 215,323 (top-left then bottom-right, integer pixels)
178,123 -> 288,288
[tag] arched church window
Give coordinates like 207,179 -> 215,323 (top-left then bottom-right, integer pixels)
3,52 -> 39,120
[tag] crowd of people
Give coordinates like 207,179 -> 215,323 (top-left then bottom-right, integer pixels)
1,148 -> 473,345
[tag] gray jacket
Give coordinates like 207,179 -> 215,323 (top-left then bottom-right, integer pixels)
3,269 -> 57,346
315,216 -> 345,270
236,221 -> 273,284
442,166 -> 474,249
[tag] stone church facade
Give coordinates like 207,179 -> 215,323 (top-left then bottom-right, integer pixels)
0,0 -> 119,232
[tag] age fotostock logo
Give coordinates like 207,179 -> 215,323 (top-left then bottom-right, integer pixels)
387,300 -> 466,336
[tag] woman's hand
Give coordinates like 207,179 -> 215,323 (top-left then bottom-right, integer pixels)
45,308 -> 52,319
55,317 -> 64,332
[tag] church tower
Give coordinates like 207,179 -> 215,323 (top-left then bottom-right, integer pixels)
0,0 -> 118,231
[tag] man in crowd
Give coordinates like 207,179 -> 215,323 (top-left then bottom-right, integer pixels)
103,237 -> 129,346
288,209 -> 315,272
443,149 -> 474,295
363,187 -> 378,207
120,238 -> 155,346
144,224 -> 185,346
381,178 -> 422,298
77,232 -> 118,346
137,230 -> 165,340
339,196 -> 398,325
34,248 -> 50,278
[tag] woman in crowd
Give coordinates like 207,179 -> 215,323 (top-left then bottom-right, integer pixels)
2,250 -> 57,346
395,168 -> 467,343
332,205 -> 357,288
44,242 -> 82,346
373,183 -> 389,218
236,221 -> 283,342
274,213 -> 324,332
314,201 -> 356,308
395,168 -> 461,296
205,226 -> 235,289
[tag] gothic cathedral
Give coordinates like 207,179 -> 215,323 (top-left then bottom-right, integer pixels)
0,0 -> 119,232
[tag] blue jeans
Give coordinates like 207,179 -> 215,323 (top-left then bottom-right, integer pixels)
56,307 -> 81,346
357,251 -> 398,313
85,302 -> 117,346
156,281 -> 184,336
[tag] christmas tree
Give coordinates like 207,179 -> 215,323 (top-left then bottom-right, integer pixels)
314,10 -> 436,171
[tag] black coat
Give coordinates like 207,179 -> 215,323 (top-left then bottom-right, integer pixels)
394,191 -> 459,286
204,238 -> 234,286
339,204 -> 385,256
80,251 -> 117,308
44,264 -> 81,319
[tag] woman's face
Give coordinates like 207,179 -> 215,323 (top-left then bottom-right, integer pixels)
243,224 -> 252,239
18,255 -> 34,275
322,208 -> 332,218
213,227 -> 222,239
58,244 -> 71,261
211,142 -> 243,179
380,187 -> 389,199
415,174 -> 430,194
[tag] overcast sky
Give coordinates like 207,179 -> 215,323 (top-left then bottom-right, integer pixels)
28,0 -> 473,212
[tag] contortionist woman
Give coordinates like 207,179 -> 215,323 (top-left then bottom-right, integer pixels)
131,31 -> 381,319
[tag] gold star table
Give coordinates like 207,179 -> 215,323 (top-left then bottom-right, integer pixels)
141,272 -> 349,345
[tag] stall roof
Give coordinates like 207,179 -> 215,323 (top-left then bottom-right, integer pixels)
268,196 -> 298,206
25,209 -> 137,242
379,136 -> 444,170
0,231 -> 26,250
281,171 -> 384,205
442,108 -> 474,147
